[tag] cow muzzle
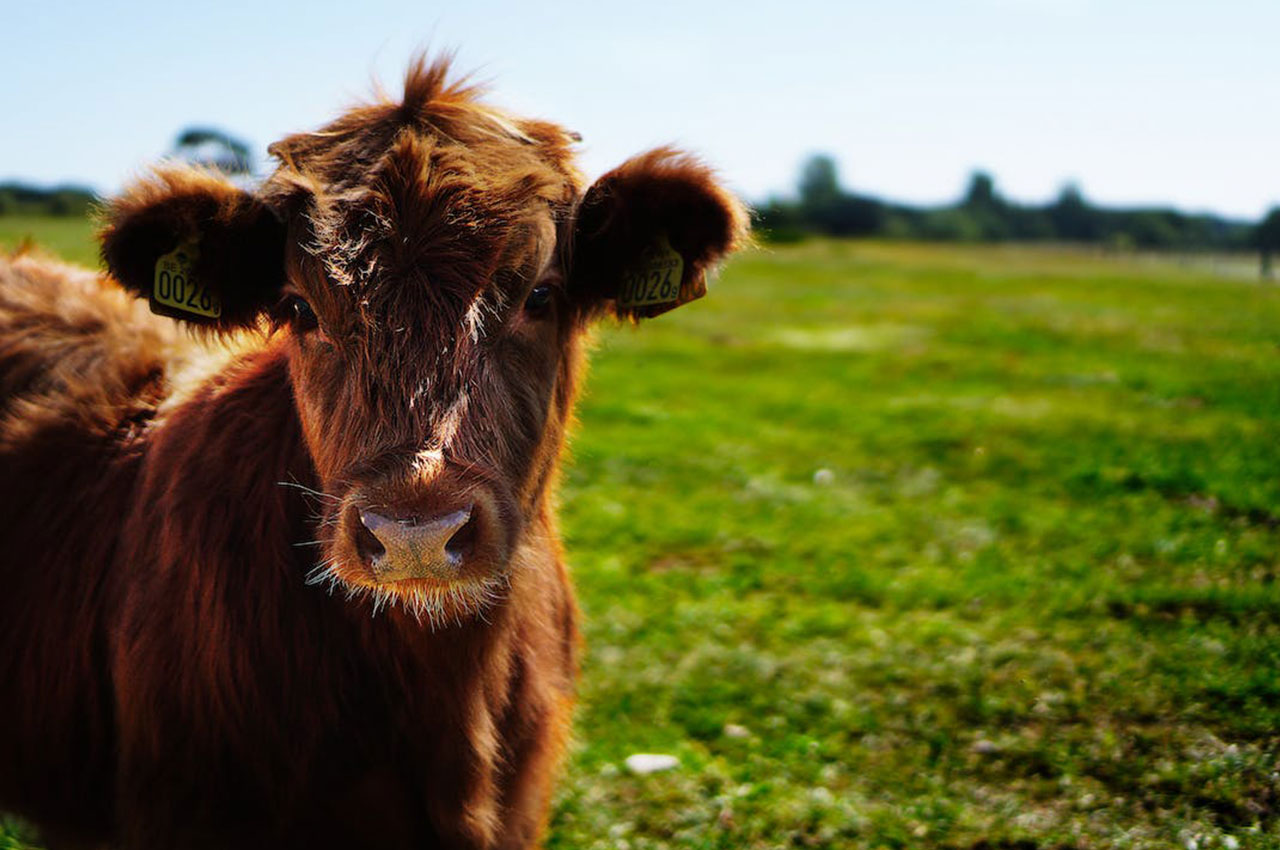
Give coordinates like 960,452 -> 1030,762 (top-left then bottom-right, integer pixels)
331,467 -> 517,600
356,506 -> 477,583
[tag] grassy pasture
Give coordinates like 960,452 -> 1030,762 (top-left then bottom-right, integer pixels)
0,215 -> 100,268
2,219 -> 1279,849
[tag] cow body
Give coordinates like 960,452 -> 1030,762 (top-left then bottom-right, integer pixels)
0,256 -> 575,848
0,57 -> 745,848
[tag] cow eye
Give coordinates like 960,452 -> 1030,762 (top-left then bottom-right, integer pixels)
524,284 -> 553,313
283,295 -> 318,331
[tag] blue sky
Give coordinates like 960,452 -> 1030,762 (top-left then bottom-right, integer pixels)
4,0 -> 1277,218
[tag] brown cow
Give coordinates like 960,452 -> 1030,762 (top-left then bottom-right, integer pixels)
0,57 -> 747,849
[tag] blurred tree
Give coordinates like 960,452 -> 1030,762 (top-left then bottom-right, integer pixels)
173,127 -> 254,176
798,154 -> 841,210
1255,207 -> 1280,279
960,171 -> 1014,240
1049,183 -> 1098,241
823,195 -> 885,236
963,171 -> 998,209
795,154 -> 883,237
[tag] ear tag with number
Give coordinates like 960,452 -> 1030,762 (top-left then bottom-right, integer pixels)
617,233 -> 686,310
152,240 -> 221,319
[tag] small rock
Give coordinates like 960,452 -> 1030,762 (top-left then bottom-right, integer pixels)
624,753 -> 679,775
723,724 -> 751,739
1222,838 -> 1239,850
970,739 -> 999,755
812,468 -> 835,485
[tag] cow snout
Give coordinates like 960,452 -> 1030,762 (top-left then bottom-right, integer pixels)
355,506 -> 478,582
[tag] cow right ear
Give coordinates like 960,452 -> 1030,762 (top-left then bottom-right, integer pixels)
99,167 -> 286,330
567,147 -> 749,320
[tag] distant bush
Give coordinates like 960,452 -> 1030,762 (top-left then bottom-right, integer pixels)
0,183 -> 97,217
1255,207 -> 1280,278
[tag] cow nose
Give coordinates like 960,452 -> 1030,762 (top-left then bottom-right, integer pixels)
356,506 -> 475,582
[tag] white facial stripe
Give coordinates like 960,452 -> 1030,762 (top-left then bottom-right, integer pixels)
463,294 -> 486,343
431,391 -> 469,450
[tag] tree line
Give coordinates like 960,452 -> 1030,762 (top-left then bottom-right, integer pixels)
0,182 -> 96,217
6,144 -> 1279,275
759,154 -> 1280,273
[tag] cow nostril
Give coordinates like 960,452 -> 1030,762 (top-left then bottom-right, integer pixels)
444,511 -> 480,565
354,514 -> 387,564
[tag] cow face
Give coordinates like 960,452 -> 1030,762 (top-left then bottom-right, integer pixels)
101,57 -> 747,624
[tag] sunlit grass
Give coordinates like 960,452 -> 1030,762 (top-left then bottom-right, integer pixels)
0,215 -> 100,268
3,222 -> 1278,848
561,239 -> 1280,849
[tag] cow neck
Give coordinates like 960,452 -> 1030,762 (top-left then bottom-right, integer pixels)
126,339 -> 310,582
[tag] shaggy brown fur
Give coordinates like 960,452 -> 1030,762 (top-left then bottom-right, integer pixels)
0,55 -> 747,849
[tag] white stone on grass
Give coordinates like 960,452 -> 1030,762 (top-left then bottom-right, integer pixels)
624,753 -> 679,775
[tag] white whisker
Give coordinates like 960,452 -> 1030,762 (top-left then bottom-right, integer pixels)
276,478 -> 341,504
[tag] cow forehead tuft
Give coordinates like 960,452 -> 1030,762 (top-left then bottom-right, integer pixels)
299,168 -> 557,309
263,61 -> 578,316
264,55 -> 581,206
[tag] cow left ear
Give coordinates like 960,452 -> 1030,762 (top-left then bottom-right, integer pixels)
99,166 -> 286,331
568,147 -> 749,319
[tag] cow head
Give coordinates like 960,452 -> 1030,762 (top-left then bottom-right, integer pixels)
100,57 -> 747,624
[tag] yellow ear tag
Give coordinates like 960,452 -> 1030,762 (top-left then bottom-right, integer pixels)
617,233 -> 685,310
153,241 -> 221,319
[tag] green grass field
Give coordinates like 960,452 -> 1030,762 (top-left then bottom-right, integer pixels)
0,216 -> 101,268
3,219 -> 1279,849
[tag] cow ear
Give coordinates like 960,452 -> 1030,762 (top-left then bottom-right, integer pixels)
99,167 -> 286,330
568,147 -> 749,319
